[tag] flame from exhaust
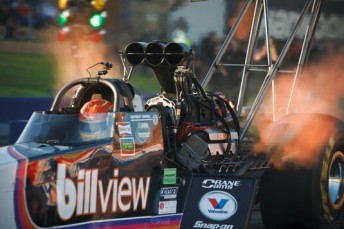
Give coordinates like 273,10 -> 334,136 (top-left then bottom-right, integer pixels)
45,30 -> 121,92
252,51 -> 344,169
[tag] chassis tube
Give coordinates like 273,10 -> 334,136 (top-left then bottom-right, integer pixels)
50,78 -> 119,113
240,0 -> 314,142
201,0 -> 253,88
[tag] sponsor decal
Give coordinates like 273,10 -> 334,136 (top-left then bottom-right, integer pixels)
118,122 -> 132,137
198,191 -> 237,221
158,200 -> 177,215
130,114 -> 154,121
56,164 -> 151,220
193,221 -> 234,229
152,114 -> 159,125
120,137 -> 135,156
163,168 -> 177,185
201,179 -> 240,190
136,122 -> 151,143
130,113 -> 159,126
160,187 -> 179,199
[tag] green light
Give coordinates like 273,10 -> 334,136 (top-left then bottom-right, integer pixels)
58,10 -> 69,26
89,13 -> 105,28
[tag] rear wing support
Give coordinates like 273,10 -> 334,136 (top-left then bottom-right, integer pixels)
201,0 -> 324,142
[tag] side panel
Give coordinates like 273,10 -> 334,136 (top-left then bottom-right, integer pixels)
6,112 -> 184,228
0,147 -> 23,228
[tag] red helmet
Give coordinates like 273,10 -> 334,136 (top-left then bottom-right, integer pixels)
79,98 -> 113,140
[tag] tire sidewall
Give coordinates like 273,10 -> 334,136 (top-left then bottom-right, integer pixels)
312,128 -> 344,227
259,114 -> 344,228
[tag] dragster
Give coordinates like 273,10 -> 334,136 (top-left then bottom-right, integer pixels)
0,0 -> 343,228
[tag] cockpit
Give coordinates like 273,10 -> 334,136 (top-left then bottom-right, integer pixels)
17,77 -> 136,145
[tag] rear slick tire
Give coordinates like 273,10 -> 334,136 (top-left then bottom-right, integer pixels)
259,114 -> 344,229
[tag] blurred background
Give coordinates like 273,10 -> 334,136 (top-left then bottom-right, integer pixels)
0,0 -> 343,145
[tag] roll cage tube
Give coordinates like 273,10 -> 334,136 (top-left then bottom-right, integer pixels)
201,0 -> 324,143
50,78 -> 119,113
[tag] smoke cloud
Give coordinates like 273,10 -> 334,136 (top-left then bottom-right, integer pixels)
252,50 -> 344,169
44,29 -> 121,92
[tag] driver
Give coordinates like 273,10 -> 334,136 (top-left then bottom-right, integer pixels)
79,94 -> 114,140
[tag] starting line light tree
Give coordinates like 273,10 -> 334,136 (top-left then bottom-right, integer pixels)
57,0 -> 107,42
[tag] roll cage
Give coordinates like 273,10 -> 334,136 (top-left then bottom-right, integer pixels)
201,0 -> 324,142
50,77 -> 134,114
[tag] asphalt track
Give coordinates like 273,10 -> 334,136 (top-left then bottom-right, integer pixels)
247,205 -> 344,229
247,204 -> 265,229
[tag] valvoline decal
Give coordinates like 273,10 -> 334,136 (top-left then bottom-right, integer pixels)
198,190 -> 238,221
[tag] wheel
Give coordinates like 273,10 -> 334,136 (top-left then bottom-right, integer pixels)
259,114 -> 344,229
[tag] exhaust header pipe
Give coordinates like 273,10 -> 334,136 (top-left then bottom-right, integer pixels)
164,42 -> 192,66
123,41 -> 192,94
124,42 -> 147,65
124,41 -> 192,66
145,41 -> 165,66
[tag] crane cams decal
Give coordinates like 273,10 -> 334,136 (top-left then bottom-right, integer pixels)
201,179 -> 241,190
198,190 -> 238,221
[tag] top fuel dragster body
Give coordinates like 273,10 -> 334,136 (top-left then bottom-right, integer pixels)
1,0 -> 344,228
0,41 -> 257,229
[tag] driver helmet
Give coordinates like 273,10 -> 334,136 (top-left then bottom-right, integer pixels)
79,94 -> 113,140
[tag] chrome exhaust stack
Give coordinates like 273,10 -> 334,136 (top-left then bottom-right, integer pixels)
124,42 -> 147,65
122,41 -> 193,94
145,41 -> 176,94
145,41 -> 165,66
164,42 -> 193,66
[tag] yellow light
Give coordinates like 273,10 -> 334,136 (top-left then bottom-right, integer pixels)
91,0 -> 107,10
58,0 -> 68,9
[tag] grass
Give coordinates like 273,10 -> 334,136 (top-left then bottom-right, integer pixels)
0,52 -> 57,97
129,74 -> 160,95
0,51 -> 162,98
